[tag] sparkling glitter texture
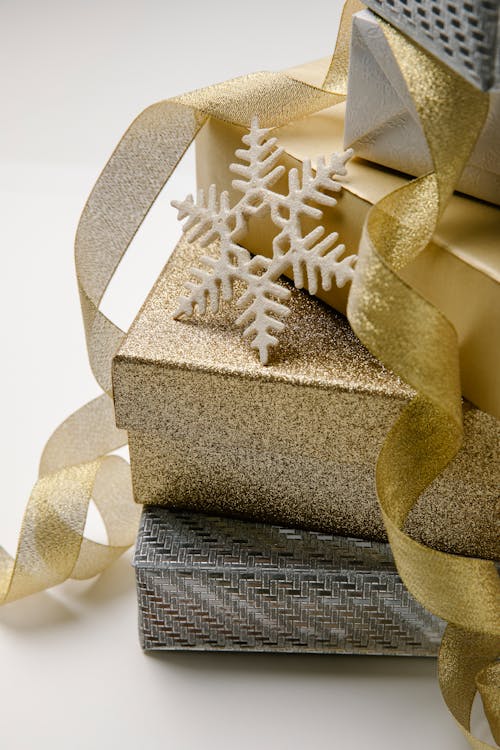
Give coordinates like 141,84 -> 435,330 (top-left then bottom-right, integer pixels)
113,236 -> 499,561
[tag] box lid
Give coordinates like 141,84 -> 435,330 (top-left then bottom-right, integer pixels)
113,235 -> 414,435
363,0 -> 500,92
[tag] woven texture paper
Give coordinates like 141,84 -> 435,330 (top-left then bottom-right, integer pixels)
135,507 -> 445,655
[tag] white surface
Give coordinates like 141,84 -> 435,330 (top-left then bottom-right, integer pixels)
0,2 -> 486,748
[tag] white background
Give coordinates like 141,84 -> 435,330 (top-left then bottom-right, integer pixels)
0,2 -> 489,748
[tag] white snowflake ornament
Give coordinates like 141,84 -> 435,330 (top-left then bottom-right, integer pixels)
172,117 -> 356,365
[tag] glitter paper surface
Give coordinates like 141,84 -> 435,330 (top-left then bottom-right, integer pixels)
113,237 -> 499,561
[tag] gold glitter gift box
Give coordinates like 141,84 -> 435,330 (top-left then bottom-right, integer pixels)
112,57 -> 499,563
112,234 -> 499,562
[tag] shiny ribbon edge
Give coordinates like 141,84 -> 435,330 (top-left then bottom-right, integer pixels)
1,0 -> 498,745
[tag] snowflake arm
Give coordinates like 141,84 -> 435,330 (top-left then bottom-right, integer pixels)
305,150 -> 353,206
265,147 -> 356,293
173,243 -> 251,319
269,149 -> 354,231
287,229 -> 356,294
234,256 -> 291,365
172,186 -> 240,245
230,116 -> 286,213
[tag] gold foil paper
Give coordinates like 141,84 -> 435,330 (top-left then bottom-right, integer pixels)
113,234 -> 499,562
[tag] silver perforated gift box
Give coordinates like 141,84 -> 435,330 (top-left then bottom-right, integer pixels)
344,10 -> 500,205
364,0 -> 500,91
134,507 -> 445,655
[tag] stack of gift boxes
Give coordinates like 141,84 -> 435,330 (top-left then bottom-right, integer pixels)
112,1 -> 499,655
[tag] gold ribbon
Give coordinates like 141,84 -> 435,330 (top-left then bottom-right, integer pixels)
2,0 -> 498,745
0,394 -> 139,602
346,18 -> 500,749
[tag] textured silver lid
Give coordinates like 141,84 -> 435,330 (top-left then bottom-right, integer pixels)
364,0 -> 500,91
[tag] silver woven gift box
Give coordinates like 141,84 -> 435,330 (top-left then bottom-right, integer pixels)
364,0 -> 500,91
134,507 -> 445,655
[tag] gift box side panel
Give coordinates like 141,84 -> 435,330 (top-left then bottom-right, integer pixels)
134,508 -> 445,655
120,365 -> 403,543
398,235 -> 500,422
408,403 -> 500,561
127,402 -> 500,561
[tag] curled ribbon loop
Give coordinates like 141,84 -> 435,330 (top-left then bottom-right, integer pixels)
2,1 -> 498,746
0,395 -> 139,603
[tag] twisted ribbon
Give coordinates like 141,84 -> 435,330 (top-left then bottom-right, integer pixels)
346,18 -> 500,747
0,395 -> 138,602
2,0 -> 498,745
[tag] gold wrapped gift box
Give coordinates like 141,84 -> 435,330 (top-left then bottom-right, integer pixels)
196,60 -> 500,420
112,235 -> 499,562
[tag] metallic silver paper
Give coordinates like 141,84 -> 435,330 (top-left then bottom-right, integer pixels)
134,507 -> 445,655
